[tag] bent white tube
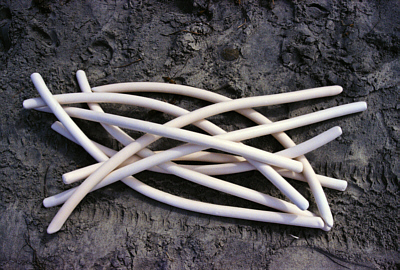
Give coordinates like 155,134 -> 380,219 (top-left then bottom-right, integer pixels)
55,124 -> 338,212
25,92 -> 341,159
30,73 -> 108,162
50,102 -> 365,173
45,122 -> 324,224
45,175 -> 327,229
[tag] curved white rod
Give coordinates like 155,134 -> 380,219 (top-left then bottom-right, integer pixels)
45,175 -> 327,229
44,124 -> 319,220
91,82 -> 366,227
60,125 -> 340,203
46,102 -> 365,173
92,82 -> 341,103
30,73 -> 108,162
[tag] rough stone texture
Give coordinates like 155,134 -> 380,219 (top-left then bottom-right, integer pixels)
0,0 -> 399,269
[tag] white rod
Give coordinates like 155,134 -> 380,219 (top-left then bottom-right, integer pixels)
92,82 -> 342,103
43,125 -> 325,228
50,102 -> 365,174
30,73 -> 108,162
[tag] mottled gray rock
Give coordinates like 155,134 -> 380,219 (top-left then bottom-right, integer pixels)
0,0 -> 399,269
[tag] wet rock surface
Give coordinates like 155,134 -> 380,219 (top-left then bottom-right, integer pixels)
0,0 -> 399,269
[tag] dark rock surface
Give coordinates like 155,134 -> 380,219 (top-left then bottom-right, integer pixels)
0,0 -> 399,269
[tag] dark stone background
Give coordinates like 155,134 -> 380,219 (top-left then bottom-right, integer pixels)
0,0 -> 399,269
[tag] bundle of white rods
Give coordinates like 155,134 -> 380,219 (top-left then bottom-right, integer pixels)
23,71 -> 367,234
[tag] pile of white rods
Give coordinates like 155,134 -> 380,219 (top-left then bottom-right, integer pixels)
23,70 -> 367,234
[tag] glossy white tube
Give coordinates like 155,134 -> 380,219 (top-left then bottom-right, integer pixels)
50,106 -> 301,171
47,102 -> 365,173
45,122 -> 320,219
30,73 -> 108,162
59,124 -> 340,200
48,177 -> 327,229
